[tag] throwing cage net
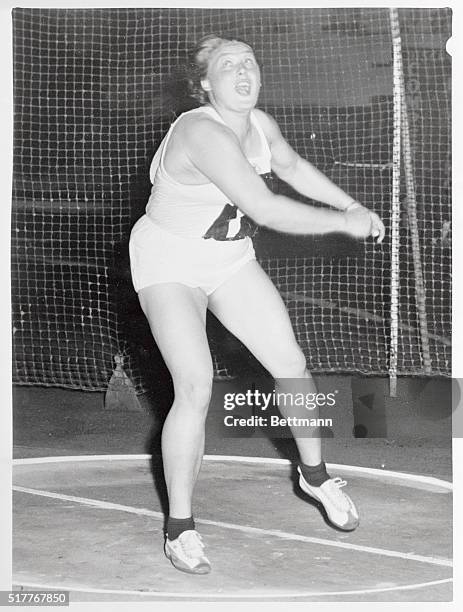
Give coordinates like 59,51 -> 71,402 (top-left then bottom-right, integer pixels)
12,8 -> 451,397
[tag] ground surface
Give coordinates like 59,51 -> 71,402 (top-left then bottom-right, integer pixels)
12,376 -> 453,602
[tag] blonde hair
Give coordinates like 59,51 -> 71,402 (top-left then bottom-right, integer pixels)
187,34 -> 256,104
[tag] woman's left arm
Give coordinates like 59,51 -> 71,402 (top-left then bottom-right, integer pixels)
256,109 -> 385,242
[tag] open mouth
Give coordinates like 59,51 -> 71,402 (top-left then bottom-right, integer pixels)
235,80 -> 252,96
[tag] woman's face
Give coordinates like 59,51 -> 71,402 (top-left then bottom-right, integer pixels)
201,41 -> 261,111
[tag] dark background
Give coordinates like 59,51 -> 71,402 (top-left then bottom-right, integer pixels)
11,8 -> 451,394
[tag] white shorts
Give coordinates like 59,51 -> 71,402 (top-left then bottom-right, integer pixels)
129,214 -> 256,296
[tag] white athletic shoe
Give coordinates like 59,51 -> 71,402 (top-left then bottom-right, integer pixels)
164,530 -> 211,574
297,467 -> 360,531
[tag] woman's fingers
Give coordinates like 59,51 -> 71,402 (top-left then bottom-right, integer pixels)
369,211 -> 385,243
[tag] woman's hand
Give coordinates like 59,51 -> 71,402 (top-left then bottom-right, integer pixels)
344,203 -> 385,243
368,209 -> 386,243
344,206 -> 385,243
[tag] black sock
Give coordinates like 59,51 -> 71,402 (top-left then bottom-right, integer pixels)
300,460 -> 330,487
167,516 -> 195,541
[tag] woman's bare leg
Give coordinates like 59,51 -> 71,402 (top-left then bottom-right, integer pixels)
139,283 -> 213,518
208,261 -> 321,465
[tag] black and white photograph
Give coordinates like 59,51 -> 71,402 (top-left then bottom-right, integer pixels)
2,0 -> 460,607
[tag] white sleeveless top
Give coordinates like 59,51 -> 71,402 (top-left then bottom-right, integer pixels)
145,105 -> 272,240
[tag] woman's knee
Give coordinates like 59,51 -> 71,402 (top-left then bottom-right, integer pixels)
172,372 -> 213,412
269,346 -> 308,379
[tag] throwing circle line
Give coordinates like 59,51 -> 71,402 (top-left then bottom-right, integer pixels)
13,454 -> 452,598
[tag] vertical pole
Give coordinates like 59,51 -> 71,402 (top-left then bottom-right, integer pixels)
390,8 -> 433,377
401,99 -> 433,374
389,8 -> 402,397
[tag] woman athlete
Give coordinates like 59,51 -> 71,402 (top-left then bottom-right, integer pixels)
129,35 -> 385,575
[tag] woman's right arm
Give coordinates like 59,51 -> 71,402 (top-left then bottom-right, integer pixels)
183,116 -> 373,239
